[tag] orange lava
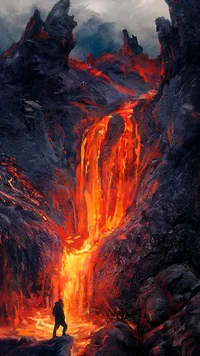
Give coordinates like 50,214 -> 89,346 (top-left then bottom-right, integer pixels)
0,40 -> 162,353
0,94 -> 157,353
59,101 -> 142,344
0,312 -> 105,356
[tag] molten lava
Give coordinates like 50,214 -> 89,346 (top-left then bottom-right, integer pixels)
60,101 -> 142,326
0,22 -> 162,354
0,92 -> 159,354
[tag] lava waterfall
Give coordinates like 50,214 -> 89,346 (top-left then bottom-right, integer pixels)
1,0 -> 200,355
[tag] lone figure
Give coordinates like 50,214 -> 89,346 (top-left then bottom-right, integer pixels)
52,299 -> 68,337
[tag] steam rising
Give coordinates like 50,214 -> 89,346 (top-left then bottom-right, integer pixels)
0,0 -> 169,58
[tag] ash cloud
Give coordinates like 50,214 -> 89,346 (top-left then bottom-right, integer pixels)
0,0 -> 170,58
71,17 -> 122,60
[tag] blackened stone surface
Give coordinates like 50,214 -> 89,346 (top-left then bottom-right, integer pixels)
90,4 -> 200,356
1,1 -> 77,81
0,335 -> 73,356
139,264 -> 200,332
82,321 -> 138,356
0,337 -> 36,355
44,0 -> 76,43
1,1 -> 200,356
119,30 -> 143,56
143,292 -> 200,355
0,0 -> 159,327
157,0 -> 200,81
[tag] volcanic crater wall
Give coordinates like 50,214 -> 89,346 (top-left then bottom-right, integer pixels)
0,0 -> 161,325
1,0 -> 200,355
84,1 -> 200,355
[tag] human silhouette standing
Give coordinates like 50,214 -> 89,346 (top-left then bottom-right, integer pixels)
53,299 -> 68,337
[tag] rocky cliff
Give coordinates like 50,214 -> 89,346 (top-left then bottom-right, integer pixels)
0,0 -> 200,355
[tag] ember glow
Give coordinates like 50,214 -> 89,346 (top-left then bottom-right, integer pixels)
0,99 -> 145,353
60,100 -> 142,319
0,59 -> 160,353
0,17 -> 162,354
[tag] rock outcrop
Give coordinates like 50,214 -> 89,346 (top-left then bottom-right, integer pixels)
84,0 -> 200,354
157,0 -> 200,80
82,321 -> 138,356
1,1 -> 76,80
143,291 -> 200,355
0,335 -> 73,356
119,30 -> 143,56
0,0 -> 160,328
1,0 -> 200,355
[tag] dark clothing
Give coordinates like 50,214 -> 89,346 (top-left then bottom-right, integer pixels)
52,301 -> 67,337
53,302 -> 65,322
53,320 -> 67,337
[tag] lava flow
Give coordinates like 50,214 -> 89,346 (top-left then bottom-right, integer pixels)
55,100 -> 142,352
0,57 -> 161,356
0,100 -> 144,354
0,6 -> 161,351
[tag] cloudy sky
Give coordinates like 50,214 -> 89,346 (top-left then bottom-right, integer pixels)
0,0 -> 170,58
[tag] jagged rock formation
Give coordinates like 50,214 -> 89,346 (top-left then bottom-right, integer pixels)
0,0 -> 160,329
1,1 -> 76,80
119,30 -> 143,56
157,0 -> 200,80
44,0 -> 76,42
0,335 -> 73,356
82,322 -> 138,356
85,0 -> 200,354
0,0 -> 200,355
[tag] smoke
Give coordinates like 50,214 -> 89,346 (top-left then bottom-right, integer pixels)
0,0 -> 170,58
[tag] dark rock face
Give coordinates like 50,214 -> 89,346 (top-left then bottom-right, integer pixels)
0,0 -> 160,327
0,157 -> 62,323
91,58 -> 200,322
119,30 -> 143,56
0,335 -> 73,356
143,292 -> 200,355
1,0 -> 200,355
87,0 -> 200,354
165,0 -> 200,46
82,321 -> 138,356
1,1 -> 76,81
0,337 -> 36,355
157,0 -> 200,80
155,16 -> 180,78
139,264 -> 200,332
44,0 -> 76,43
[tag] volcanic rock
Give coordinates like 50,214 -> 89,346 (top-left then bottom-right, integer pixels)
0,0 -> 160,328
1,0 -> 77,80
44,0 -> 77,44
0,335 -> 73,356
82,321 -> 138,356
143,291 -> 200,355
119,30 -> 143,56
139,264 -> 200,332
89,3 -> 200,356
1,0 -> 200,355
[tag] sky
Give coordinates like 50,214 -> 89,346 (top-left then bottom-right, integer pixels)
0,0 -> 170,58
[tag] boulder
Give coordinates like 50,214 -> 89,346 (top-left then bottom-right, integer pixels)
82,321 -> 138,356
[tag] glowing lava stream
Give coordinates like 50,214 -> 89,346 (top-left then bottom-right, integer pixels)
61,101 -> 142,330
0,101 -> 144,355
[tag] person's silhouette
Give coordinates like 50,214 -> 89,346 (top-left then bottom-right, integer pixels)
52,299 -> 68,337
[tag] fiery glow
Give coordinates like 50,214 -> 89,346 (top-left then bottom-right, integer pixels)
77,101 -> 141,240
0,96 -> 157,353
0,29 -> 163,354
60,101 -> 142,328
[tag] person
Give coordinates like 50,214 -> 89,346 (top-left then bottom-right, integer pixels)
52,299 -> 68,337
